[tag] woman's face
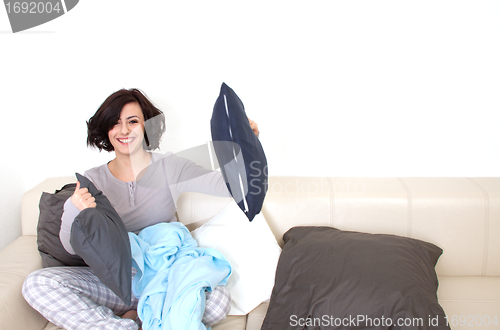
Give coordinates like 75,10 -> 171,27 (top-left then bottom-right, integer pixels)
108,102 -> 146,156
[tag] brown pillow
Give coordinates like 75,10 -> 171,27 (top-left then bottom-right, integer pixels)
261,226 -> 450,330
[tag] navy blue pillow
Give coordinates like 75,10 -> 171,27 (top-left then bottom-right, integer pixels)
70,173 -> 132,305
210,83 -> 268,221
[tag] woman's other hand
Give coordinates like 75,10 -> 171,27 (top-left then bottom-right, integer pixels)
248,117 -> 259,138
71,181 -> 97,211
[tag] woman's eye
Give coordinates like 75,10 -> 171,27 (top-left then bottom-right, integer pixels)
130,120 -> 139,124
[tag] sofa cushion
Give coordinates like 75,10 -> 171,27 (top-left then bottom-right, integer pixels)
191,200 -> 281,315
211,82 -> 268,221
261,226 -> 450,330
70,173 -> 132,305
37,183 -> 87,268
0,236 -> 49,329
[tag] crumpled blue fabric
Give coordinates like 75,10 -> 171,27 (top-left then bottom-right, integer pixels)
129,222 -> 232,330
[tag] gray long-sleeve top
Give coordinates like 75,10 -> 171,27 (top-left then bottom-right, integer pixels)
59,152 -> 230,255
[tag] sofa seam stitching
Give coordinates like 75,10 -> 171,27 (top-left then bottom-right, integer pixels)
0,270 -> 33,277
328,178 -> 335,227
396,178 -> 412,238
466,177 -> 489,277
438,299 -> 500,303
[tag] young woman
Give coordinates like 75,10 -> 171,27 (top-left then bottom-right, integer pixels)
22,88 -> 259,330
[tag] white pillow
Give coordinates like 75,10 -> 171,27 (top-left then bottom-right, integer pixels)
190,200 -> 281,315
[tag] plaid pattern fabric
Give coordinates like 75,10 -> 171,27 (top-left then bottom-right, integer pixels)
22,266 -> 230,329
203,286 -> 231,327
22,267 -> 140,330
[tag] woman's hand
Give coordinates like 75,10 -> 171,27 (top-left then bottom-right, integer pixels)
248,117 -> 259,138
71,181 -> 97,211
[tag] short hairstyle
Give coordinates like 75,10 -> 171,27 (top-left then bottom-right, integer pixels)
87,88 -> 166,152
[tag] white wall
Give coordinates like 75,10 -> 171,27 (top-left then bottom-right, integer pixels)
1,0 -> 499,250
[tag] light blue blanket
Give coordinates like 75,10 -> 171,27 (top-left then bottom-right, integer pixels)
129,222 -> 232,330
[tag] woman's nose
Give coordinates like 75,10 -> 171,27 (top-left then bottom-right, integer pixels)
120,122 -> 130,134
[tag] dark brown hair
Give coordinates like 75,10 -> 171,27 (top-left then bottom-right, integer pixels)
87,88 -> 166,152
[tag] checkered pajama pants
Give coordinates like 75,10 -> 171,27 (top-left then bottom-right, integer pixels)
22,266 -> 231,330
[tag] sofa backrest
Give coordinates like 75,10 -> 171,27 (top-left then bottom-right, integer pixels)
177,177 -> 500,278
22,176 -> 500,277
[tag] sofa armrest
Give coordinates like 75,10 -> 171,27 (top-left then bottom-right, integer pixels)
0,235 -> 48,330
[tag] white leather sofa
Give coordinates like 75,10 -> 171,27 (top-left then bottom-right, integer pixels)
1,176 -> 499,330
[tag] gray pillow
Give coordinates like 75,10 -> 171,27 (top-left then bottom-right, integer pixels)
37,183 -> 88,268
261,226 -> 450,330
70,173 -> 132,305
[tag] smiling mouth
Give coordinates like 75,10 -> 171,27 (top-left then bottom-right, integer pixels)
117,137 -> 135,144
